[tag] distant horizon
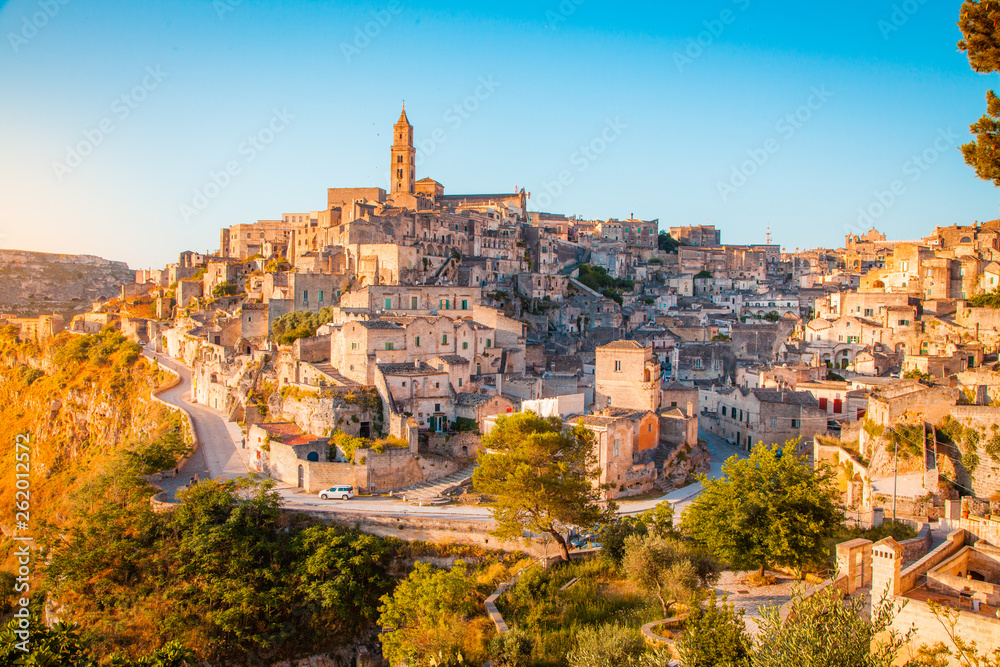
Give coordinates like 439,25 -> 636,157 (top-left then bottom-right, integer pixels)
2,0 -> 999,268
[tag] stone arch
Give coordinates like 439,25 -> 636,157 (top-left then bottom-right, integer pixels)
872,280 -> 886,289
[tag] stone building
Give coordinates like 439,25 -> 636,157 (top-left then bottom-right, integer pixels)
594,341 -> 662,412
573,408 -> 660,499
705,386 -> 827,451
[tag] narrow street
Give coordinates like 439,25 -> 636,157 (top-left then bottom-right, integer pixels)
145,351 -> 250,499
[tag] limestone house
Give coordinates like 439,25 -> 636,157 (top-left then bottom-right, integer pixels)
703,386 -> 827,452
247,422 -> 329,489
594,341 -> 661,413
572,408 -> 660,500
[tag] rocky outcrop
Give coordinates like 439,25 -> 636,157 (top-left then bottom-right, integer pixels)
0,249 -> 132,317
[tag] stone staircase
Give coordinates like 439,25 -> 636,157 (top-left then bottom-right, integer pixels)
652,445 -> 673,493
396,466 -> 476,506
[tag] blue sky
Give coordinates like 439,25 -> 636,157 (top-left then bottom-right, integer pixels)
0,0 -> 997,268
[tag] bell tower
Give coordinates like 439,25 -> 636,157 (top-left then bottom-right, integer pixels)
391,105 -> 415,195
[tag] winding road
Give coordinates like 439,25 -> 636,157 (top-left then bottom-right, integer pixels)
145,350 -> 743,520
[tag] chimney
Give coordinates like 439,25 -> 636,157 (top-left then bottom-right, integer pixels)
686,400 -> 694,418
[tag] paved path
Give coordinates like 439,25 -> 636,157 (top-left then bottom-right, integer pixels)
714,570 -> 799,636
871,472 -> 926,498
145,351 -> 251,499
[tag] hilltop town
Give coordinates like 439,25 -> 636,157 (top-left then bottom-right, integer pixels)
5,106 -> 1000,665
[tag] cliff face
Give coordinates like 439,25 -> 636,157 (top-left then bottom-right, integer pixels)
0,327 -> 176,548
0,249 -> 132,317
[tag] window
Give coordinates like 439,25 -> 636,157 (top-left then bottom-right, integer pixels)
302,290 -> 309,302
770,418 -> 777,428
614,360 -> 622,372
864,308 -> 874,317
415,336 -> 421,347
476,363 -> 482,375
695,358 -> 703,369
486,338 -> 492,348
614,436 -> 620,458
385,298 -> 392,309
462,342 -> 468,350
351,342 -> 358,350
458,378 -> 463,387
402,381 -> 406,387
318,290 -> 324,302
435,403 -> 441,412
410,296 -> 418,309
461,299 -> 468,310
791,419 -> 800,428
898,319 -> 910,326
722,406 -> 727,417
385,342 -> 394,351
442,334 -> 448,345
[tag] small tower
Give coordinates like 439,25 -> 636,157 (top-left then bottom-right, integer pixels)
391,105 -> 415,195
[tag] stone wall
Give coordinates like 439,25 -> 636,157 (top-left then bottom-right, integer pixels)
292,509 -> 560,558
426,432 -> 481,460
891,596 -> 1000,660
292,335 -> 331,363
360,449 -> 464,494
871,494 -> 940,521
943,406 -> 1000,499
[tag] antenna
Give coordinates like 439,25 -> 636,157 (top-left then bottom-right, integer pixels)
766,224 -> 772,246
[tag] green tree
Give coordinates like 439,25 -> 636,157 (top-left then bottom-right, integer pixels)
958,1 -> 1000,185
680,443 -> 841,576
169,478 -> 290,656
292,525 -> 395,625
472,412 -> 616,561
621,534 -> 718,617
752,586 -> 911,667
968,288 -> 1000,308
677,595 -> 752,667
211,281 -> 239,297
488,628 -> 533,667
0,619 -> 97,667
566,624 -> 647,667
658,231 -> 681,253
377,561 -> 489,667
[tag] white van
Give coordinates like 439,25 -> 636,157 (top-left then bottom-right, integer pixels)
319,485 -> 354,500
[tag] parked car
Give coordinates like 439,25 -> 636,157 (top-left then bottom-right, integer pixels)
319,485 -> 354,500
